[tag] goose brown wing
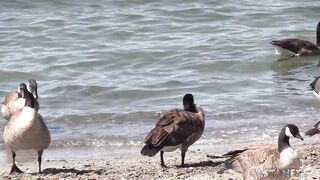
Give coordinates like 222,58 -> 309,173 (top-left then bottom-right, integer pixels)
305,121 -> 320,136
144,109 -> 203,148
305,128 -> 320,136
270,38 -> 319,54
225,145 -> 279,173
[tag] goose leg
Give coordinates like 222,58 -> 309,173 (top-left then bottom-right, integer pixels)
37,150 -> 43,173
160,151 -> 166,167
181,152 -> 185,167
10,152 -> 23,175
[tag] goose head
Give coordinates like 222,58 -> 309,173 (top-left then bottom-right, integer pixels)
27,79 -> 38,99
278,124 -> 303,152
284,124 -> 304,140
183,94 -> 197,113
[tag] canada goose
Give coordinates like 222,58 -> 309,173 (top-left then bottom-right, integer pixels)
310,76 -> 320,99
141,94 -> 205,167
224,124 -> 304,179
305,121 -> 320,136
269,22 -> 320,59
3,83 -> 50,174
1,79 -> 40,120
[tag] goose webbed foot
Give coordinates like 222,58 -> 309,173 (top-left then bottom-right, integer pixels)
9,164 -> 23,175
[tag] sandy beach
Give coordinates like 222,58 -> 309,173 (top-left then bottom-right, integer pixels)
0,144 -> 319,180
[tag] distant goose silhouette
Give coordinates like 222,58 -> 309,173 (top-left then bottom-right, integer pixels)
310,76 -> 320,99
3,83 -> 50,174
270,22 -> 320,59
305,121 -> 320,137
141,94 -> 205,167
224,124 -> 303,179
1,79 -> 39,120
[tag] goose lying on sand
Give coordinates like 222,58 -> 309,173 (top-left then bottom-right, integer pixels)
224,124 -> 303,179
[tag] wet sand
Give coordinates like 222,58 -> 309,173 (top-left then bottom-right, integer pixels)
0,144 -> 319,180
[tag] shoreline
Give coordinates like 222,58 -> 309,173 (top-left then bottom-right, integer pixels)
0,144 -> 319,179
0,150 -> 242,180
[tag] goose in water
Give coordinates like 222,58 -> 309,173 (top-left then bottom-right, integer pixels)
224,124 -> 303,179
270,22 -> 320,59
305,121 -> 320,137
310,76 -> 320,99
1,79 -> 40,120
3,83 -> 50,174
141,94 -> 205,167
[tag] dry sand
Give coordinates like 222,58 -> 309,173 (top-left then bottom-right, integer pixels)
0,144 -> 319,180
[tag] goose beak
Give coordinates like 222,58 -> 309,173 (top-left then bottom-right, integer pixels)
294,133 -> 304,141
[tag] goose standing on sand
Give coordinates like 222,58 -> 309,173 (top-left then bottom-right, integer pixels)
3,83 -> 50,174
141,94 -> 205,167
310,76 -> 320,99
224,124 -> 304,179
305,121 -> 320,137
269,22 -> 320,59
1,79 -> 40,120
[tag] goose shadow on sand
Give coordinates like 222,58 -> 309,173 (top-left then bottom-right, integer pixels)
175,159 -> 225,168
30,168 -> 101,176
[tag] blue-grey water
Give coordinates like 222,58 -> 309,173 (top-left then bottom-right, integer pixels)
1,0 -> 320,163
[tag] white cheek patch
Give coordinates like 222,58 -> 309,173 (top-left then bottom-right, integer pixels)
27,82 -> 31,93
285,127 -> 294,137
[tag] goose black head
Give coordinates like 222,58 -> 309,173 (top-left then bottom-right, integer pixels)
284,124 -> 304,140
183,94 -> 196,113
278,124 -> 303,152
18,83 -> 27,96
19,83 -> 35,108
27,79 -> 38,99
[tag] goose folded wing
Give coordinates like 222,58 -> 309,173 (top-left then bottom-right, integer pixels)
305,128 -> 320,136
226,145 -> 278,172
270,39 -> 318,54
144,109 -> 202,148
305,121 -> 320,136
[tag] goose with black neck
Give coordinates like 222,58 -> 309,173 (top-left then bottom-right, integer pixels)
3,83 -> 50,174
223,124 -> 304,179
141,94 -> 205,167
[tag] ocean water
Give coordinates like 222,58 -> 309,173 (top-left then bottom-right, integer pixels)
1,0 -> 320,163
